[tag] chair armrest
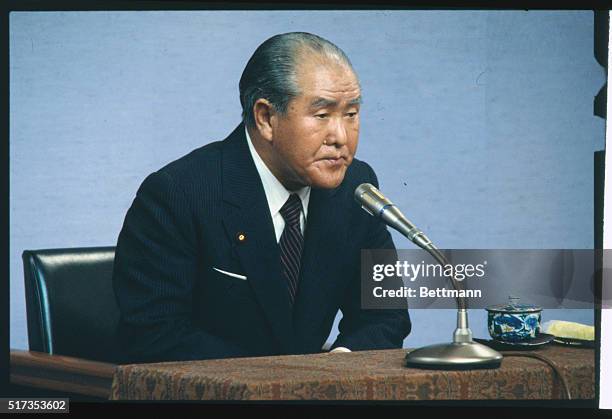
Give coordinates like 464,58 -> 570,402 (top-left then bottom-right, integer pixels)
10,349 -> 117,399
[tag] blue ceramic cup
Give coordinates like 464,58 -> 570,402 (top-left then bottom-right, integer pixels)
486,296 -> 542,342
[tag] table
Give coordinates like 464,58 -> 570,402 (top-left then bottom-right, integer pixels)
10,350 -> 116,400
109,345 -> 594,400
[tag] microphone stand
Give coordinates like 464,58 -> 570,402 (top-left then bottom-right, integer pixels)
403,240 -> 503,369
354,183 -> 501,369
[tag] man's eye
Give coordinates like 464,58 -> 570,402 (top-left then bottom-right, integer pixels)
315,113 -> 329,119
346,112 -> 358,118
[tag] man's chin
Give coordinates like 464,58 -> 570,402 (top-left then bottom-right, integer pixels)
309,172 -> 347,190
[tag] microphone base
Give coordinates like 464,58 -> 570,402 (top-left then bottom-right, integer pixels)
404,341 -> 503,370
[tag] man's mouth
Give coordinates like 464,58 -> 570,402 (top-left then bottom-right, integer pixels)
318,156 -> 346,167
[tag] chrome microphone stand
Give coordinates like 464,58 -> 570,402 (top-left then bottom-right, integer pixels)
403,242 -> 502,369
354,183 -> 502,369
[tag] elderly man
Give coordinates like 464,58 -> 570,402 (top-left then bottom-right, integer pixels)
112,32 -> 410,363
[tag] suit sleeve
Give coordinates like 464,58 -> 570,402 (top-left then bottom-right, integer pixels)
330,164 -> 411,351
112,170 -> 250,363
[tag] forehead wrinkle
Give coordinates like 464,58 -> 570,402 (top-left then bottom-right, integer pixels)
308,93 -> 362,110
309,97 -> 337,109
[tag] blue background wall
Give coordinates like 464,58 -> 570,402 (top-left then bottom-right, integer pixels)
10,11 -> 604,351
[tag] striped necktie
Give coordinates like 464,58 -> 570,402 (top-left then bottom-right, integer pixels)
279,193 -> 304,304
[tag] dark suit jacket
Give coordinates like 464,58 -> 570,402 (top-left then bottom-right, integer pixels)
112,123 -> 411,363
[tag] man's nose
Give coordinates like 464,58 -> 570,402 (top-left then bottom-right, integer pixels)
325,116 -> 348,146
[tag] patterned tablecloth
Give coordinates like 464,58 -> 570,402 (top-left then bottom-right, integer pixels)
109,344 -> 594,400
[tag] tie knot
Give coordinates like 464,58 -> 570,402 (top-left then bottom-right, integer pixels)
279,194 -> 302,228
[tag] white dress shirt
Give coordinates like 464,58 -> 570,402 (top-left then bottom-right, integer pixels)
245,127 -> 310,242
245,127 -> 351,354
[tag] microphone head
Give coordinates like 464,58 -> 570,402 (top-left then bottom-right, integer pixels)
354,183 -> 393,217
355,183 -> 430,249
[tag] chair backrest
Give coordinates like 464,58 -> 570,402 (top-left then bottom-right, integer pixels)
22,247 -> 123,363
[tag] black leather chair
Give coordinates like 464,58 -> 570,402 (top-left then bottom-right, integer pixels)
22,247 -> 124,364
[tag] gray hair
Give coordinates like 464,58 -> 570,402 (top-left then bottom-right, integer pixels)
239,32 -> 357,128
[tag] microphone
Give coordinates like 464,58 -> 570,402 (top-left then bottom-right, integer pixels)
354,183 -> 503,369
354,183 -> 435,251
354,182 -> 466,308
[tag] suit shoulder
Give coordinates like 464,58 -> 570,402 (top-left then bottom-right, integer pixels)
157,139 -> 223,182
132,138 -> 225,206
343,158 -> 378,188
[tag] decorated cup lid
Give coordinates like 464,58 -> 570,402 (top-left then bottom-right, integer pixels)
485,296 -> 542,313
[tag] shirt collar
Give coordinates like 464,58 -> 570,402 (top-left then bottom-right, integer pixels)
245,126 -> 310,219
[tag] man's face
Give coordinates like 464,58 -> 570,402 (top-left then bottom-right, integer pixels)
268,57 -> 361,190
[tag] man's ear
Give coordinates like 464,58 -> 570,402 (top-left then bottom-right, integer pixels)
253,98 -> 276,142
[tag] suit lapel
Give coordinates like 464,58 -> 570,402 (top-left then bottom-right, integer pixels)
220,124 -> 295,353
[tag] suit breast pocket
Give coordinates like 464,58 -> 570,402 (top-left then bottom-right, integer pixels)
208,267 -> 253,300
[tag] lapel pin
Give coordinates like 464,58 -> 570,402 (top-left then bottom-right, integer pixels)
236,232 -> 247,243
